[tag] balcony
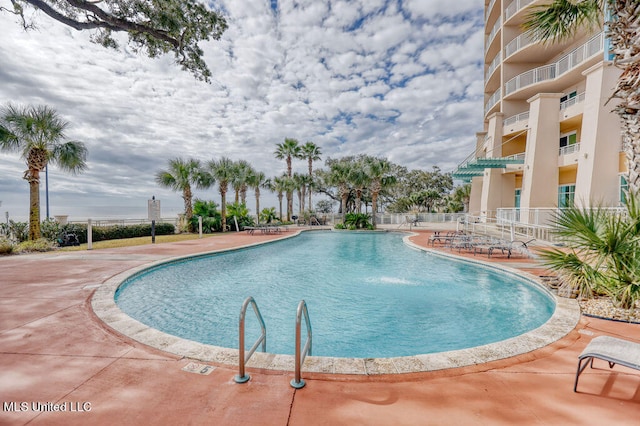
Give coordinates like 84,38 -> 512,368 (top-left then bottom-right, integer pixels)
485,51 -> 501,85
485,87 -> 501,115
559,143 -> 580,156
504,32 -> 535,58
560,92 -> 585,110
503,112 -> 530,127
504,0 -> 535,22
485,17 -> 502,52
505,33 -> 603,96
486,0 -> 497,23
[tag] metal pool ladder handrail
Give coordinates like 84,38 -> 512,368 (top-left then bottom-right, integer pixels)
291,300 -> 312,389
234,296 -> 267,383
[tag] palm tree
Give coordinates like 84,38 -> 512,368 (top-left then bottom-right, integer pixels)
248,171 -> 268,225
275,138 -> 300,221
231,160 -> 254,205
523,0 -> 640,192
271,175 -> 287,221
328,161 -> 352,224
300,141 -> 322,209
155,157 -> 204,232
348,162 -> 370,213
282,175 -> 297,221
539,192 -> 640,309
0,104 -> 87,240
365,157 -> 396,229
207,157 -> 235,232
293,172 -> 311,215
274,137 -> 301,178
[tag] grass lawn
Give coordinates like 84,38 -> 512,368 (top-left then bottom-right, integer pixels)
58,233 -> 221,251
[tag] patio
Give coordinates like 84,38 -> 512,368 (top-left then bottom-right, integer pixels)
1,229 -> 639,425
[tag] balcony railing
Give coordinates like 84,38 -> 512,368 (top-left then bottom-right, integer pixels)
485,87 -> 502,113
505,0 -> 534,21
560,92 -> 586,110
486,0 -> 497,23
486,51 -> 501,83
505,152 -> 526,161
485,16 -> 502,51
505,33 -> 603,96
504,32 -> 535,58
503,111 -> 530,127
559,143 -> 580,156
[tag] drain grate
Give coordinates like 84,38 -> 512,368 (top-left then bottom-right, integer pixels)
182,362 -> 216,375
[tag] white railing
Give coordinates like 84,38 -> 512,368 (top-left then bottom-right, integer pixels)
503,111 -> 530,127
462,214 -> 557,243
485,87 -> 502,113
69,217 -> 180,227
506,64 -> 556,95
378,213 -> 466,226
559,142 -> 580,156
486,51 -> 501,83
486,0 -> 497,23
505,33 -> 603,96
485,16 -> 502,51
505,32 -> 535,58
560,92 -> 586,110
505,152 -> 526,161
497,207 -> 626,228
505,0 -> 534,21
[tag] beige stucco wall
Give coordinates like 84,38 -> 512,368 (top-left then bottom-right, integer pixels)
520,93 -> 564,211
574,62 -> 622,207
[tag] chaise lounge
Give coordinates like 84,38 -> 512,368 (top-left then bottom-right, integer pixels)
574,335 -> 640,392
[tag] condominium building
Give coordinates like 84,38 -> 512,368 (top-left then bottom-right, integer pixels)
454,0 -> 626,224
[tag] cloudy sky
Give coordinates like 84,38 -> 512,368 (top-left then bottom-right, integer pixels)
0,0 -> 484,222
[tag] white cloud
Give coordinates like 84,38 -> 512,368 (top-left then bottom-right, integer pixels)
0,0 -> 484,221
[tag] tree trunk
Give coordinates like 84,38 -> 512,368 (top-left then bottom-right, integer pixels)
308,159 -> 313,211
184,185 -> 193,232
286,191 -> 293,221
371,192 -> 379,229
29,176 -> 41,240
220,189 -> 227,232
255,189 -> 261,225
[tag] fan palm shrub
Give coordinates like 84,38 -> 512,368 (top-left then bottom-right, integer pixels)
540,193 -> 640,309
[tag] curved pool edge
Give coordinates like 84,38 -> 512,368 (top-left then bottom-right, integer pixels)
91,229 -> 581,376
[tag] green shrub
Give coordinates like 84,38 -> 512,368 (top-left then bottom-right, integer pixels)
0,237 -> 13,255
14,238 -> 57,253
334,223 -> 345,230
9,221 -> 28,242
344,213 -> 371,229
59,222 -> 175,244
191,199 -> 222,233
40,218 -> 61,241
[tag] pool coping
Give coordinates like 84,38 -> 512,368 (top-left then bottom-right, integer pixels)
91,230 -> 581,376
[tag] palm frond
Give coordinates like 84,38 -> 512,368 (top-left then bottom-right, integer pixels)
522,0 -> 603,43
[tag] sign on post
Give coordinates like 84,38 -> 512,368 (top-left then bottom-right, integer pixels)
148,197 -> 161,243
148,197 -> 161,221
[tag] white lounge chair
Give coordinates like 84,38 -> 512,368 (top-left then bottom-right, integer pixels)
574,335 -> 640,392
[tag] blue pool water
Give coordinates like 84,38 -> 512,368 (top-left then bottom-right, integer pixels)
115,231 -> 555,358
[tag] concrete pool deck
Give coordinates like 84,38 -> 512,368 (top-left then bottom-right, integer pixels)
1,228 -> 639,425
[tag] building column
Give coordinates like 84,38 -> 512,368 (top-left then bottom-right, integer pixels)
521,93 -> 564,216
574,62 -> 622,207
479,113 -> 504,218
469,132 -> 486,216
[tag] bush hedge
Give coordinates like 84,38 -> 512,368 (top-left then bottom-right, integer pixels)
60,222 -> 175,244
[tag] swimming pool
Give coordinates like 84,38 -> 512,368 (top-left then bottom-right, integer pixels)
115,231 -> 555,359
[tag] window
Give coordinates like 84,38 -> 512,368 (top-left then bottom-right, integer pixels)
620,175 -> 628,205
514,189 -> 521,209
558,184 -> 575,208
559,132 -> 577,148
560,91 -> 577,103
